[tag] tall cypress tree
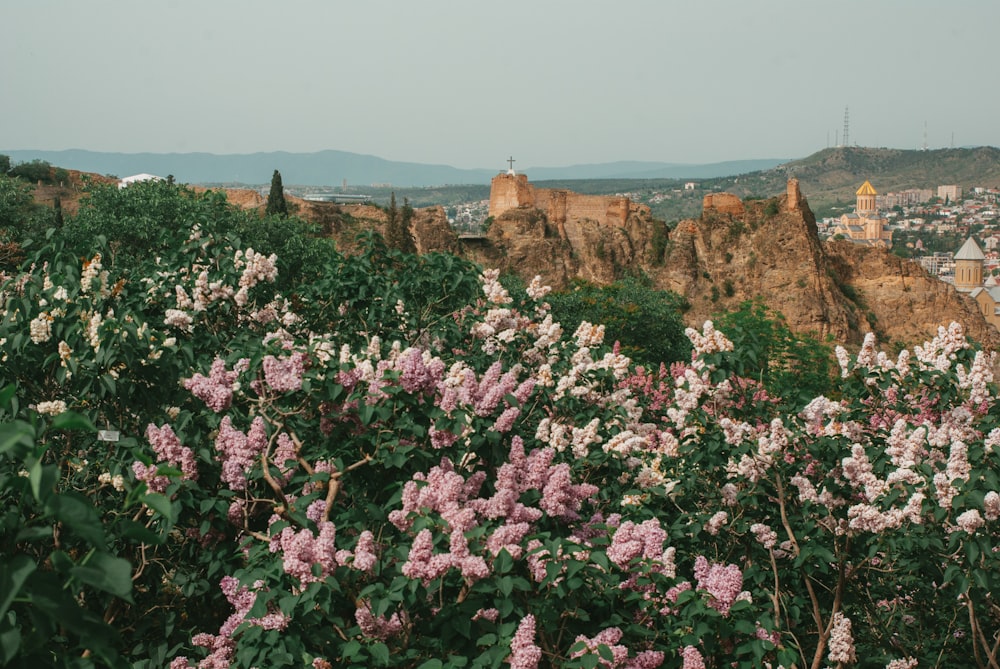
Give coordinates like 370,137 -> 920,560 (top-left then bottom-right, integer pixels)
266,169 -> 288,217
385,192 -> 416,253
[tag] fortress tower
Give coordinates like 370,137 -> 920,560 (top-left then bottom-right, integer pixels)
488,172 -> 534,218
487,168 -> 639,228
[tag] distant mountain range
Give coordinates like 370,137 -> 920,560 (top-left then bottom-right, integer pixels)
0,149 -> 789,187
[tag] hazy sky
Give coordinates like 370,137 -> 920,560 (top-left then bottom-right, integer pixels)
3,1 -> 998,170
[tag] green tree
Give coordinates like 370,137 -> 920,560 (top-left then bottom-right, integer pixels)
61,178 -> 330,289
0,173 -> 54,257
0,154 -> 10,175
713,299 -> 835,408
546,275 -> 691,367
9,160 -> 52,184
384,192 -> 416,253
265,169 -> 288,218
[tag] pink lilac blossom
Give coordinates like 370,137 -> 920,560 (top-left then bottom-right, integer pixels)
509,614 -> 543,669
934,440 -> 971,508
693,555 -> 743,616
571,627 -> 628,666
237,248 -> 278,289
227,500 -> 245,525
984,491 -> 1000,521
750,523 -> 778,549
275,520 -> 340,585
685,321 -> 733,357
132,423 -> 198,493
178,575 -> 289,668
680,645 -> 706,669
271,432 -> 298,484
704,511 -> 728,536
472,608 -> 499,622
607,519 -> 667,569
492,406 -> 521,433
355,601 -> 405,640
955,509 -> 985,534
885,659 -> 918,669
400,528 -> 489,584
539,462 -> 598,521
164,308 -> 194,332
525,539 -> 550,583
397,347 -> 446,394
485,522 -> 532,559
262,351 -> 307,392
183,358 -> 249,412
827,612 -> 857,664
400,528 -> 453,584
841,443 -> 888,502
352,531 -> 378,572
388,457 -> 483,532
525,275 -> 551,300
214,416 -> 268,490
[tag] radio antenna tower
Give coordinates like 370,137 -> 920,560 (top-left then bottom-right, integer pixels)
923,121 -> 928,151
842,106 -> 850,148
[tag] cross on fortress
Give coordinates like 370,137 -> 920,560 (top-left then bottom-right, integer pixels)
507,156 -> 516,175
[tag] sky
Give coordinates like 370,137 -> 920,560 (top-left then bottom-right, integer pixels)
3,1 -> 998,170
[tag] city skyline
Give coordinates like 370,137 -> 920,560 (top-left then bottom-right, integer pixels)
3,1 -> 998,170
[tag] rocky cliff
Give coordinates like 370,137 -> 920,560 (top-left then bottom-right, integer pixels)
28,172 -> 998,351
652,182 -> 1000,349
118,184 -> 1000,351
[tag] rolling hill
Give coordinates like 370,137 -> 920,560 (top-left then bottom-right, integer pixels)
0,149 -> 787,188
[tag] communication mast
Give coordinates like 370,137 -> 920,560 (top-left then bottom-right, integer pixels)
842,107 -> 850,148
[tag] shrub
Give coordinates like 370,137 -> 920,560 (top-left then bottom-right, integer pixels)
1,184 -> 998,669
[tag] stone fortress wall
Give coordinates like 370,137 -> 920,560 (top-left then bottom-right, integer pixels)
488,172 -> 643,227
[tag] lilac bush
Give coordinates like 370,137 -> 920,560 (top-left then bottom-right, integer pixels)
2,183 -> 999,668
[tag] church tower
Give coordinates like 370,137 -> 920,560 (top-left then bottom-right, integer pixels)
954,237 -> 985,293
856,180 -> 877,216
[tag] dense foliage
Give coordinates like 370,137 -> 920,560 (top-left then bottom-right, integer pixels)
545,277 -> 691,368
2,181 -> 1000,669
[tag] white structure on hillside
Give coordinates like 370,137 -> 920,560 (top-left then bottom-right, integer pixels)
118,173 -> 164,189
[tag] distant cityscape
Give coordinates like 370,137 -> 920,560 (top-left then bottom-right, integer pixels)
814,182 -> 1000,283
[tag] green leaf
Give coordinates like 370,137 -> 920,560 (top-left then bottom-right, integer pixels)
14,526 -> 53,542
369,642 -> 391,666
597,644 -> 615,662
116,519 -> 163,544
0,421 -> 33,456
46,491 -> 106,547
0,384 -> 16,408
0,619 -> 21,665
494,549 -> 513,575
49,410 -> 97,432
0,555 -> 36,619
418,661 -> 444,669
142,492 -> 176,526
70,551 -> 134,600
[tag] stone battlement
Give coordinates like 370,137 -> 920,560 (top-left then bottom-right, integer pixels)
488,172 -> 641,227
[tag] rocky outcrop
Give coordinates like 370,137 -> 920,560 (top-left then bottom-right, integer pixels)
657,190 -> 856,341
824,241 -> 1000,349
210,185 -> 1000,351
